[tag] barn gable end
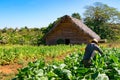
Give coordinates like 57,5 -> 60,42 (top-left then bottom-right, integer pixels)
44,15 -> 100,45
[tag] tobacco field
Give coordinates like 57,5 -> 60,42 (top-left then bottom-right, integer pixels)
0,45 -> 81,65
13,46 -> 120,80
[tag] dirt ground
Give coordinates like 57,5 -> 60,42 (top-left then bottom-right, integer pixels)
0,64 -> 22,80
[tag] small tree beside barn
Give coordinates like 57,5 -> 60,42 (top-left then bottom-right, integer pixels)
43,15 -> 100,45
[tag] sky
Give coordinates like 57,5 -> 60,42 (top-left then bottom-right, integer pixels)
0,0 -> 120,29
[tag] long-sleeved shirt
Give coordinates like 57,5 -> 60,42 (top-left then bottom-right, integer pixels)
83,43 -> 103,60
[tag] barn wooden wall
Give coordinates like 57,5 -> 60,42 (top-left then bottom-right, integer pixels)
45,20 -> 92,45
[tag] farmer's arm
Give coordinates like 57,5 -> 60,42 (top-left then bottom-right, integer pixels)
94,45 -> 103,55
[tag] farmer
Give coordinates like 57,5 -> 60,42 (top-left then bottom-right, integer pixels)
82,39 -> 103,67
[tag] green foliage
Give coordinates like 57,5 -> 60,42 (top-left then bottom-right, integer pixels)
14,47 -> 120,80
97,24 -> 115,39
56,39 -> 65,44
72,13 -> 81,20
0,45 -> 82,65
110,24 -> 120,41
84,2 -> 120,40
0,27 -> 44,45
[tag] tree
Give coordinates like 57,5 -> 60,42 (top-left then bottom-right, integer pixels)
72,13 -> 81,20
84,2 -> 120,39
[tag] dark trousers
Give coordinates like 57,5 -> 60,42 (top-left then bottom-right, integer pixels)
83,59 -> 92,68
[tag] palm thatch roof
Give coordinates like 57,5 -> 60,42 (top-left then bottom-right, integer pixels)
43,15 -> 100,41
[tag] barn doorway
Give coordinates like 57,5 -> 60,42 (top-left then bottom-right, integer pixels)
65,39 -> 70,45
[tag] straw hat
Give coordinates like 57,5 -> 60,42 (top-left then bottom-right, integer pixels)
91,39 -> 98,44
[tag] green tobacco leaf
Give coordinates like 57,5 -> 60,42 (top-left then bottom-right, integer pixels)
95,73 -> 109,80
47,71 -> 57,77
39,76 -> 48,80
76,68 -> 89,74
37,69 -> 44,76
110,54 -> 119,63
115,68 -> 120,75
59,64 -> 66,69
92,72 -> 99,79
63,69 -> 72,79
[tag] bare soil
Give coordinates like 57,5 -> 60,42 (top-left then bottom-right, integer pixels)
0,63 -> 22,80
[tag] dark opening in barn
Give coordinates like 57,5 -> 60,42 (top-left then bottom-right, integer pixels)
65,39 -> 70,45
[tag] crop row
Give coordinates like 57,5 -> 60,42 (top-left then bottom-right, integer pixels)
0,45 -> 84,65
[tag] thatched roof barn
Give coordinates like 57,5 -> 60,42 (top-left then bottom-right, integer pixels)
43,15 -> 100,45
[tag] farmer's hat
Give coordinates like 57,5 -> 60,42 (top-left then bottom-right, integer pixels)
91,39 -> 98,44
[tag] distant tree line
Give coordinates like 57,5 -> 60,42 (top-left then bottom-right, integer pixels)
0,2 -> 120,45
0,27 -> 44,45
